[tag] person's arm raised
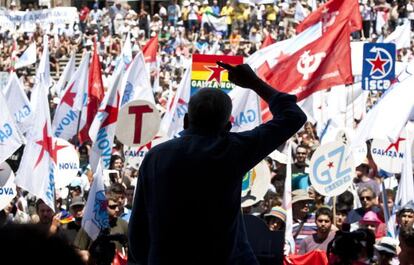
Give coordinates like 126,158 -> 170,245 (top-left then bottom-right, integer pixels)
216,61 -> 277,103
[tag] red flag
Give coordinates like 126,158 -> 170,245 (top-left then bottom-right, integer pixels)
284,250 -> 328,265
265,20 -> 353,101
142,36 -> 159,63
261,34 -> 275,49
296,0 -> 362,34
113,250 -> 127,265
78,43 -> 105,144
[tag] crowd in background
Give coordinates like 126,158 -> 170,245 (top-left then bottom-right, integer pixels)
1,0 -> 414,264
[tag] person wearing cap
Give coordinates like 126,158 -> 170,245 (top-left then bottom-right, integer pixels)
298,207 -> 336,254
74,193 -> 128,254
61,196 -> 86,245
264,206 -> 286,231
291,189 -> 317,253
397,200 -> 414,230
359,210 -> 386,239
374,237 -> 398,265
129,63 -> 307,264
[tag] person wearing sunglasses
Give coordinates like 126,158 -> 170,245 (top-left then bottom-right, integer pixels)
74,194 -> 128,255
346,186 -> 381,227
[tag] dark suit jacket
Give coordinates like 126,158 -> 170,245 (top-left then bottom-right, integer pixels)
128,92 -> 306,265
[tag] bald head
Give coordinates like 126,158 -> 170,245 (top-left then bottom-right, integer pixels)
187,88 -> 232,133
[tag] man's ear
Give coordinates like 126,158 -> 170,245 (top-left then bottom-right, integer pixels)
224,121 -> 232,132
183,113 -> 189,129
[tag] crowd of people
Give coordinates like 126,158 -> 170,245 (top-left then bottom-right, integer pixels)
1,0 -> 414,264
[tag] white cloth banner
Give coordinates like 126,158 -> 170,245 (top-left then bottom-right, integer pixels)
0,7 -> 79,33
3,72 -> 33,134
0,90 -> 25,163
82,160 -> 109,240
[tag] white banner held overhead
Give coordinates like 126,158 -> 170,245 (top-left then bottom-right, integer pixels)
0,7 -> 79,33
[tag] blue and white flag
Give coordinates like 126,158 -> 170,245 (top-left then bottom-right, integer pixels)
82,160 -> 109,240
2,72 -> 33,134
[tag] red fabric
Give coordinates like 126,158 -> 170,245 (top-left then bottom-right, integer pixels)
78,43 -> 105,144
261,34 -> 275,49
296,0 -> 362,34
142,36 -> 159,63
113,250 -> 127,265
284,250 -> 328,265
265,20 -> 353,101
79,6 -> 90,22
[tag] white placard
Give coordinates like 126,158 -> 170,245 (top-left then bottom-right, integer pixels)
54,138 -> 79,189
371,135 -> 407,174
309,141 -> 355,197
116,100 -> 161,147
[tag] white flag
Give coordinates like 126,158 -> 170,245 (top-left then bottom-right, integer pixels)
52,53 -> 90,140
294,0 -> 308,23
159,63 -> 191,138
14,42 -> 37,69
246,22 -> 321,71
201,13 -> 227,32
0,90 -> 25,163
350,64 -> 414,151
229,87 -> 260,133
53,52 -> 76,97
2,72 -> 33,134
395,121 -> 414,207
119,51 -> 155,107
376,11 -> 388,35
15,35 -> 57,211
283,141 -> 295,254
89,67 -> 123,172
82,160 -> 109,240
384,20 -> 411,50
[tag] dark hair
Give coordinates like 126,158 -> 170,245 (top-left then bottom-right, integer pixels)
109,183 -> 126,196
0,224 -> 85,265
327,228 -> 375,265
315,207 -> 333,221
187,88 -> 232,132
400,225 -> 414,248
109,154 -> 124,169
337,190 -> 354,208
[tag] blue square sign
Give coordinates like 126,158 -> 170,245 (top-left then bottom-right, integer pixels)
362,43 -> 396,90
